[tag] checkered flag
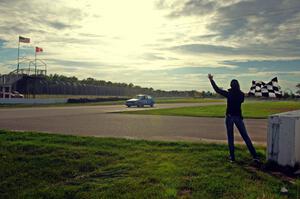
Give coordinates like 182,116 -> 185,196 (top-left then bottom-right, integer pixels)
248,77 -> 282,98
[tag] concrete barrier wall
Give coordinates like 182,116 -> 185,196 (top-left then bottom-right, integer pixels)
0,98 -> 68,104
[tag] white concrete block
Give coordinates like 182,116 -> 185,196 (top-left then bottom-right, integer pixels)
267,110 -> 300,167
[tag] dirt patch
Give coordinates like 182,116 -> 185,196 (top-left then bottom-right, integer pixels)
177,187 -> 192,198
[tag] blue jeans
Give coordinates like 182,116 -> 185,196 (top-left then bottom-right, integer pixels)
225,115 -> 258,160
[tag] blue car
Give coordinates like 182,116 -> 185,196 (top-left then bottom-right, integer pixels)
125,94 -> 155,107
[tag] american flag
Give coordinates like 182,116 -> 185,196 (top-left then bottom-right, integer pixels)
19,36 -> 30,43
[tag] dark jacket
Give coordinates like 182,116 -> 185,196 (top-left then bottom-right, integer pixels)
210,79 -> 244,118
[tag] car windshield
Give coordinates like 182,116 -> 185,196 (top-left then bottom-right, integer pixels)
136,95 -> 145,100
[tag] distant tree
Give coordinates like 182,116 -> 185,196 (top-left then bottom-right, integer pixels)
106,81 -> 113,86
206,91 -> 213,97
128,83 -> 134,88
200,91 -> 214,98
296,83 -> 300,94
69,76 -> 78,82
283,92 -> 291,99
82,77 -> 96,84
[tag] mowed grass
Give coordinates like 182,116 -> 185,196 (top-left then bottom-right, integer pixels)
0,130 -> 299,198
155,97 -> 224,104
123,101 -> 300,119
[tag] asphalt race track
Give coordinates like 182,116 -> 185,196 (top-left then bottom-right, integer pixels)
0,103 -> 267,144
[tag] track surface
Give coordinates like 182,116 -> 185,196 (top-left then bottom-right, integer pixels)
0,103 -> 267,143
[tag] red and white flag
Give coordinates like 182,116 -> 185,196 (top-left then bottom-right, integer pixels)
19,36 -> 30,43
35,47 -> 43,53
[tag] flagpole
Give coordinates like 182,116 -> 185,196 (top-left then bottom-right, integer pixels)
17,36 -> 20,74
34,48 -> 37,99
35,48 -> 37,76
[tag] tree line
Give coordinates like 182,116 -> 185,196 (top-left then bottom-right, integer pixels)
282,83 -> 300,98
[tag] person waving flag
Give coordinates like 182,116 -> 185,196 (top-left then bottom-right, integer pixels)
208,74 -> 259,163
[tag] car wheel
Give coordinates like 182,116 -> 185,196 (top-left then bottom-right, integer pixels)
127,105 -> 131,107
150,104 -> 154,107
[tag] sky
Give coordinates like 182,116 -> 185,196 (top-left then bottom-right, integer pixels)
0,0 -> 300,92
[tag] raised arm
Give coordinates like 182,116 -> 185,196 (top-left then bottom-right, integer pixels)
208,74 -> 228,97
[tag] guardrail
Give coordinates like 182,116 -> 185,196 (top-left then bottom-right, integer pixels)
0,98 -> 68,104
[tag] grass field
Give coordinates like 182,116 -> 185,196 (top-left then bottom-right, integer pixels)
123,101 -> 300,119
0,130 -> 299,198
155,97 -> 224,104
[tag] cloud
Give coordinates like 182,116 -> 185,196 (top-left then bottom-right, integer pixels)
0,0 -> 299,92
222,60 -> 300,72
140,52 -> 179,61
209,0 -> 300,39
141,53 -> 167,60
47,59 -> 101,67
157,0 -> 300,58
173,61 -> 300,74
170,42 -> 300,58
191,34 -> 219,41
156,0 -> 218,18
170,43 -> 238,55
40,35 -> 107,45
166,66 -> 234,75
0,0 -> 84,42
48,21 -> 77,30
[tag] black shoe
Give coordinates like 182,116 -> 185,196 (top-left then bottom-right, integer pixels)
229,157 -> 235,163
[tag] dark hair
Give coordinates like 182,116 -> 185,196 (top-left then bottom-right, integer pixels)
230,79 -> 240,91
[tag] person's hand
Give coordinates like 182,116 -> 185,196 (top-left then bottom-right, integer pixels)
208,74 -> 213,80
